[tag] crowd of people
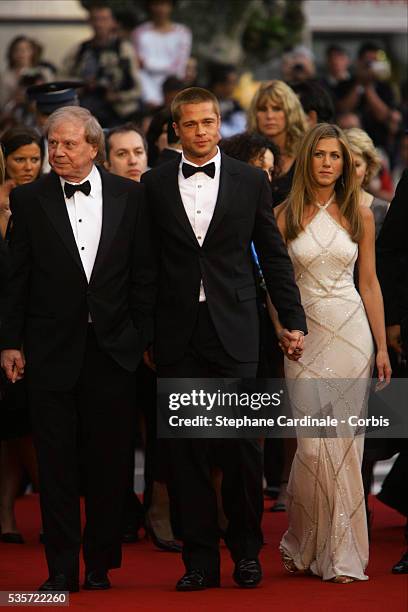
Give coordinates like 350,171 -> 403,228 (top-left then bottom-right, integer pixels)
0,1 -> 407,190
0,0 -> 407,595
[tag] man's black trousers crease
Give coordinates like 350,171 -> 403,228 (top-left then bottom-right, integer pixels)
29,325 -> 136,582
158,303 -> 263,576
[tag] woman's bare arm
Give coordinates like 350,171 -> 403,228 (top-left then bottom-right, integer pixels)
357,206 -> 392,384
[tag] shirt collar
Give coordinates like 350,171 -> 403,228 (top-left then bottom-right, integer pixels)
180,146 -> 221,175
60,164 -> 101,199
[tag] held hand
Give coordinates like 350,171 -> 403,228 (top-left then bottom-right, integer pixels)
375,349 -> 392,391
386,325 -> 402,354
1,349 -> 25,383
278,329 -> 304,361
143,346 -> 156,372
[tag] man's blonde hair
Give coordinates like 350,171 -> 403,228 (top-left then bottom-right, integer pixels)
171,87 -> 220,124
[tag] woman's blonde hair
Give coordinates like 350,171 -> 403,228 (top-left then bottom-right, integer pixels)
283,123 -> 363,242
247,80 -> 307,157
344,127 -> 381,188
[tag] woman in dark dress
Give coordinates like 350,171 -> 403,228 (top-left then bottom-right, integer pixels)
0,127 -> 43,543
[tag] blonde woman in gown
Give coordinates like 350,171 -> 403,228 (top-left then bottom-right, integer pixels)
272,124 -> 391,583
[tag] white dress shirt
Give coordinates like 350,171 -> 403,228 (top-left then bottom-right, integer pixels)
178,147 -> 221,302
60,164 -> 103,283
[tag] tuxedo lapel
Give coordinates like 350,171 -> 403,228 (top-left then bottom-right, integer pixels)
39,172 -> 86,277
89,167 -> 127,283
204,153 -> 241,244
161,160 -> 200,246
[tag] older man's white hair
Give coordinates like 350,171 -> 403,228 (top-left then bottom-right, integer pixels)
45,106 -> 106,164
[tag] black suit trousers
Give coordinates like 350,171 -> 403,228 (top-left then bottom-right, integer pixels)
29,325 -> 136,581
158,304 -> 263,574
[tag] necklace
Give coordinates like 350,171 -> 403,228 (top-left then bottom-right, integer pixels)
315,192 -> 335,210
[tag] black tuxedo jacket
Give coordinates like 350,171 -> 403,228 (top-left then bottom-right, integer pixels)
142,153 -> 307,365
0,167 -> 156,390
377,168 -> 408,326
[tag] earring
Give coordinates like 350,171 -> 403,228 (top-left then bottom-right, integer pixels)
341,176 -> 345,189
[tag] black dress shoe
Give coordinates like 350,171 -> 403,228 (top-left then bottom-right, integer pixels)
83,570 -> 111,590
392,551 -> 408,574
1,532 -> 24,544
176,569 -> 220,591
39,574 -> 79,593
233,559 -> 262,588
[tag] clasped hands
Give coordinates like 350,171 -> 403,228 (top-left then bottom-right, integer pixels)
278,329 -> 304,361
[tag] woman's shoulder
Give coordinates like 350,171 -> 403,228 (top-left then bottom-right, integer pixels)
359,203 -> 375,237
360,204 -> 374,220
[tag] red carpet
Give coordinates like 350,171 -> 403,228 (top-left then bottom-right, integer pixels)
0,494 -> 406,612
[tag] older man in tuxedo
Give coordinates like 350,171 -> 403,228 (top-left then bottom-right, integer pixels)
142,87 -> 307,591
0,106 -> 155,592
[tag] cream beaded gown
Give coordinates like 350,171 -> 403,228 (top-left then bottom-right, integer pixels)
280,202 -> 374,581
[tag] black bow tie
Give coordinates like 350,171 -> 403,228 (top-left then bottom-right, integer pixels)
182,162 -> 215,179
64,180 -> 91,199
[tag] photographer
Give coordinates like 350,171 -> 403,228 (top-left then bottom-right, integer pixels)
336,42 -> 401,156
281,46 -> 316,84
321,45 -> 352,105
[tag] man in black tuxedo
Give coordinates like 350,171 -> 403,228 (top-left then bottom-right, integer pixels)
0,106 -> 155,592
142,87 -> 307,591
377,168 -> 408,574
